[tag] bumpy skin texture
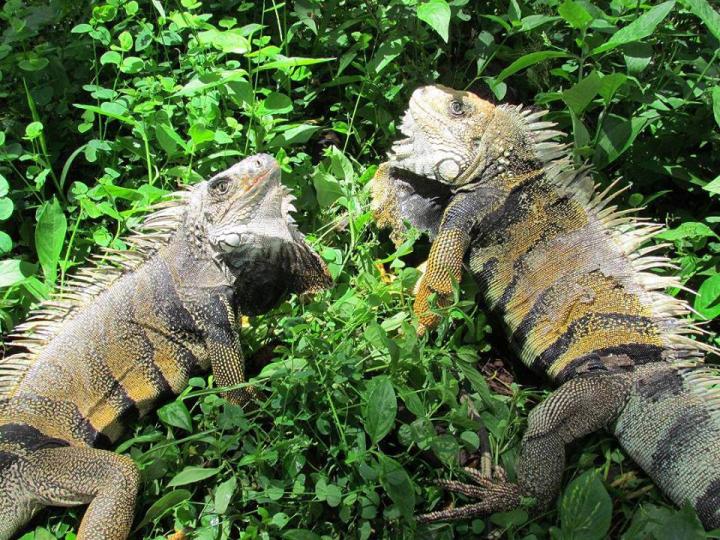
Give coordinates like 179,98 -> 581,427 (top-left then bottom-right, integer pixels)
0,154 -> 332,540
372,85 -> 720,528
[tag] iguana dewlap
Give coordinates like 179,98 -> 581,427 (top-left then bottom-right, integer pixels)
371,84 -> 720,527
0,154 -> 332,540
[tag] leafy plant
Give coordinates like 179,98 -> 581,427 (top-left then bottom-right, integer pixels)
1,0 -> 718,538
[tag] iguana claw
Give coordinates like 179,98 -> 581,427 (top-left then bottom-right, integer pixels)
416,467 -> 523,523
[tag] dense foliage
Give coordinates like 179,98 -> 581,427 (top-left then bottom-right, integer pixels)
1,0 -> 719,538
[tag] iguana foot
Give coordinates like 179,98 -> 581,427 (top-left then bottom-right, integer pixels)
417,466 -> 523,523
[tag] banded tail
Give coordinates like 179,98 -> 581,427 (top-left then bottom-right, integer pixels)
615,363 -> 720,528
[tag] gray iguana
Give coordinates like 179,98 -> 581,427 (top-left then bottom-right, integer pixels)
0,154 -> 332,540
371,85 -> 720,527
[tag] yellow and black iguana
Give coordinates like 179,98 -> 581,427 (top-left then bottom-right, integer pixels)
371,85 -> 720,527
0,154 -> 332,540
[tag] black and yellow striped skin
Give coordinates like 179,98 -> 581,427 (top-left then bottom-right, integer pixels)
466,169 -> 665,382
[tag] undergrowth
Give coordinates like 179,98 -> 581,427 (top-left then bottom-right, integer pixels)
1,0 -> 719,538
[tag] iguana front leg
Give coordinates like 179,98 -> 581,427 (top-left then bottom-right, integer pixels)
413,187 -> 501,335
418,372 -> 632,522
206,296 -> 257,406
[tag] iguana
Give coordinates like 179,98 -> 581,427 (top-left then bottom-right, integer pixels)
0,153 -> 332,540
371,85 -> 720,528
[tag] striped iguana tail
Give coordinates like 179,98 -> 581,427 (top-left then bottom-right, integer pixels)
616,364 -> 720,527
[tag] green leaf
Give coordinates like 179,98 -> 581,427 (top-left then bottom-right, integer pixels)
559,470 -> 612,540
167,466 -> 220,487
679,0 -> 720,41
417,0 -> 452,42
655,222 -> 717,241
157,400 -> 193,432
120,56 -> 144,74
260,92 -> 293,115
593,114 -> 648,168
0,173 -> 8,197
379,454 -> 415,519
367,38 -> 405,75
694,274 -> 720,320
623,42 -> 653,73
598,73 -> 627,103
558,0 -> 593,29
313,171 -> 343,208
268,124 -> 320,147
118,31 -> 133,51
0,259 -> 35,288
703,175 -> 720,196
496,51 -> 569,83
622,503 -> 705,540
134,489 -> 191,530
214,476 -> 237,514
362,376 -> 397,444
0,231 -> 12,254
35,197 -> 67,283
24,121 -> 44,140
100,51 -> 122,65
174,69 -> 248,97
562,71 -> 602,115
593,2 -> 675,55
0,197 -> 13,220
712,86 -> 720,129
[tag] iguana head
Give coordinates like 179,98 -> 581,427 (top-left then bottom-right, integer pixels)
186,153 -> 332,313
389,84 -> 550,187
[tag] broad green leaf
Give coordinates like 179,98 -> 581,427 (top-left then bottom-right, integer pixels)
379,454 -> 415,519
430,434 -> 459,465
260,92 -> 293,115
0,197 -> 13,220
703,175 -> 720,196
362,376 -> 397,444
35,197 -> 67,283
0,173 -> 8,197
214,476 -> 237,514
598,73 -> 627,103
680,0 -> 720,41
268,124 -> 320,147
593,114 -> 648,168
593,2 -> 675,54
24,121 -> 43,140
367,38 -> 405,75
167,466 -> 220,487
622,503 -> 705,540
255,56 -> 334,72
100,51 -> 121,65
134,489 -> 191,530
157,400 -> 193,432
120,56 -> 144,73
655,222 -> 717,241
417,0 -> 452,42
198,28 -> 250,54
174,69 -> 248,97
313,171 -> 343,208
75,104 -> 137,126
623,42 -> 653,73
283,531 -> 321,540
0,259 -> 35,288
694,274 -> 720,320
118,31 -> 133,51
562,70 -> 602,115
559,470 -> 612,540
712,86 -> 720,129
558,0 -> 593,29
496,51 -> 569,83
0,231 -> 11,253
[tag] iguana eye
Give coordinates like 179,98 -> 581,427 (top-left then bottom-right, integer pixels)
210,177 -> 230,195
449,100 -> 464,116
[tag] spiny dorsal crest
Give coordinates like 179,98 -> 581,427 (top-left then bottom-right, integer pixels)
0,188 -> 191,398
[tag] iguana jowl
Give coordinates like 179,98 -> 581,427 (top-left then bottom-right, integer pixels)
0,154 -> 332,540
371,85 -> 720,527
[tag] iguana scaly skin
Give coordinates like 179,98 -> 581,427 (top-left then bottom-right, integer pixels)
371,85 -> 720,527
0,154 -> 332,540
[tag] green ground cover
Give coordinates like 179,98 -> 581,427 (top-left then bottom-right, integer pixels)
1,0 -> 719,538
